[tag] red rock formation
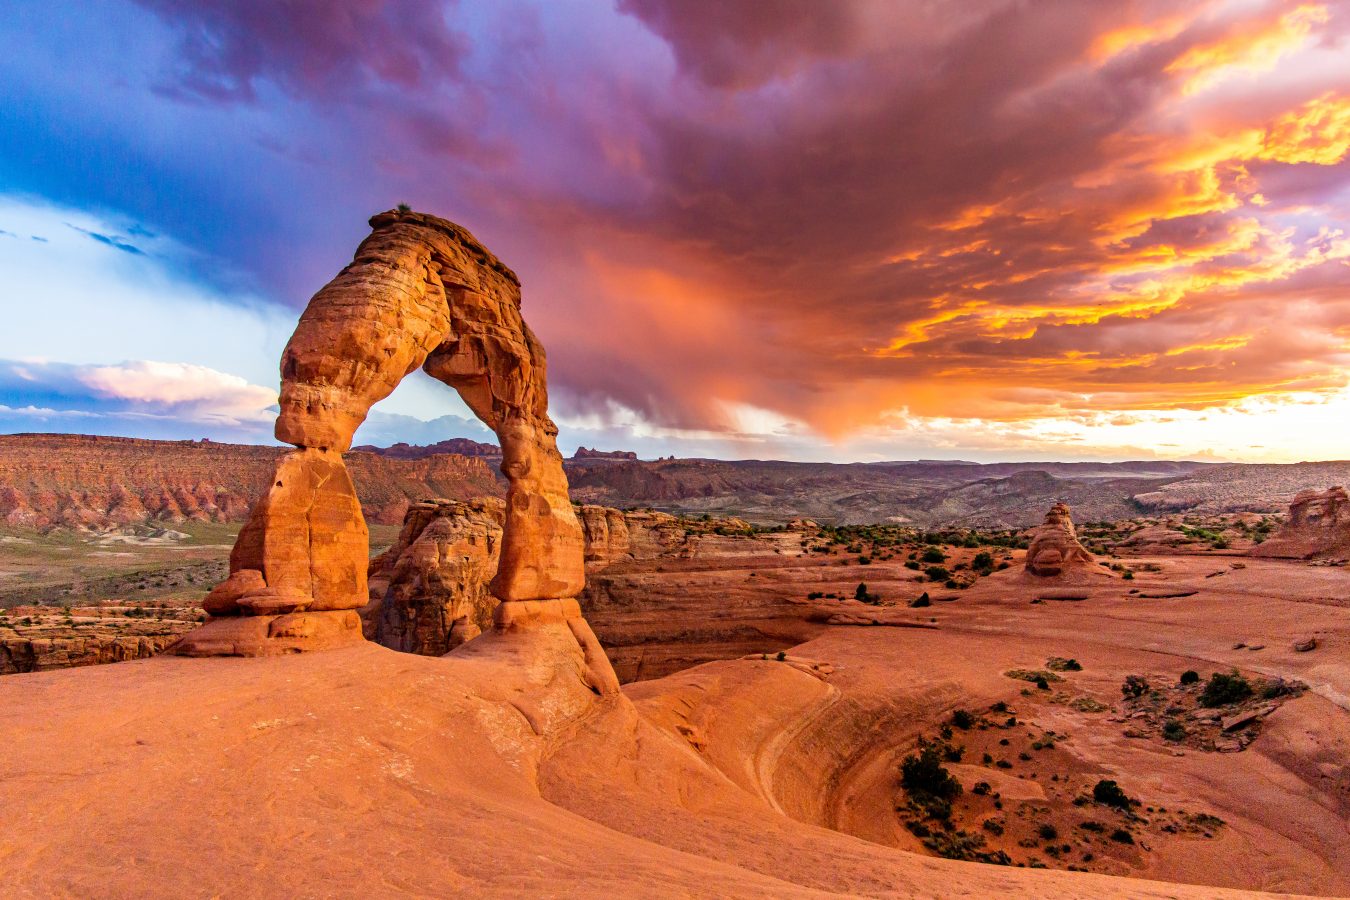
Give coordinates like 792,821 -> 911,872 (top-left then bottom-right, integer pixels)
364,498 -> 504,655
0,434 -> 500,529
572,446 -> 638,460
1251,486 -> 1350,559
172,210 -> 617,692
1023,502 -> 1098,578
353,437 -> 502,459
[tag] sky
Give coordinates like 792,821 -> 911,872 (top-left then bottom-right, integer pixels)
1,0 -> 1347,463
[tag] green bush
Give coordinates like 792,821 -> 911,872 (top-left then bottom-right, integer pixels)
1200,671 -> 1253,707
901,745 -> 962,809
921,547 -> 947,564
1092,779 -> 1134,810
1162,720 -> 1186,742
925,565 -> 951,582
1121,674 -> 1149,699
1179,670 -> 1200,685
951,709 -> 975,730
971,551 -> 994,571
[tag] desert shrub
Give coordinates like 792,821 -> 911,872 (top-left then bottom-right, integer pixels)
951,709 -> 975,730
1038,823 -> 1058,840
921,547 -> 947,564
904,560 -> 920,570
1046,657 -> 1082,672
901,745 -> 962,806
922,829 -> 1010,864
1260,677 -> 1299,699
1110,828 -> 1134,844
775,651 -> 787,662
1121,674 -> 1149,699
982,817 -> 1004,835
396,202 -> 411,212
971,551 -> 994,571
854,582 -> 869,600
1179,670 -> 1200,685
1200,671 -> 1252,707
1078,820 -> 1104,832
1122,570 -> 1134,580
972,781 -> 991,796
1162,720 -> 1186,742
925,565 -> 951,582
1092,779 -> 1134,810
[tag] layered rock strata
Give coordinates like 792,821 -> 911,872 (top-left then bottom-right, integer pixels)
171,210 -> 617,691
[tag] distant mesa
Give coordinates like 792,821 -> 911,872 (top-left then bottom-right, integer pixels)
353,437 -> 501,459
1023,502 -> 1100,580
1251,485 -> 1350,560
571,446 -> 638,461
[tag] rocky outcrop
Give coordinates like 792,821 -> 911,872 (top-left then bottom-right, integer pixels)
0,434 -> 500,530
353,438 -> 502,459
1023,502 -> 1098,579
172,209 -> 617,692
365,498 -> 504,655
572,447 -> 637,460
367,502 -> 809,664
1,632 -> 186,675
1251,486 -> 1350,560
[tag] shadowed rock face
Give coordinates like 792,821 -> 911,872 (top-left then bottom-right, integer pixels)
365,498 -> 505,656
1024,502 -> 1096,578
1252,486 -> 1350,560
171,211 -> 614,690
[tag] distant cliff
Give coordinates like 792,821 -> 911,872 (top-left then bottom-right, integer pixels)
0,434 -> 503,528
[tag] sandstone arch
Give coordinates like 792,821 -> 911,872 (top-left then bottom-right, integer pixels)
173,210 -> 615,691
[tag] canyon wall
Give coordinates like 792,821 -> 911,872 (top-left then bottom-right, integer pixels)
0,433 -> 501,529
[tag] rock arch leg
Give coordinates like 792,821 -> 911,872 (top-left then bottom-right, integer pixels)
171,210 -> 618,692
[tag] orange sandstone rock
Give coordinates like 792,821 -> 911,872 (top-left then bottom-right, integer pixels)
1024,502 -> 1097,579
1252,486 -> 1350,560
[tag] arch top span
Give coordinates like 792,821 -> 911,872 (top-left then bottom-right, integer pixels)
171,210 -> 611,692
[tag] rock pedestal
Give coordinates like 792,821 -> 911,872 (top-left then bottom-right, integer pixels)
171,209 -> 618,691
1023,502 -> 1096,578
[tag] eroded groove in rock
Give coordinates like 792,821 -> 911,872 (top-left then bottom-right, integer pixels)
170,209 -> 611,683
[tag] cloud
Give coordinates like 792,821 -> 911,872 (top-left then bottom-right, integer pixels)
3,0 -> 1349,463
66,223 -> 146,255
0,359 -> 278,442
134,0 -> 471,104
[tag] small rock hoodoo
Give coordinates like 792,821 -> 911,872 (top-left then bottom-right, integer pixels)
1023,501 -> 1096,578
1251,486 -> 1350,560
172,209 -> 616,691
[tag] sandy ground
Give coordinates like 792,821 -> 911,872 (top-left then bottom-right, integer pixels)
1,554 -> 1346,898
